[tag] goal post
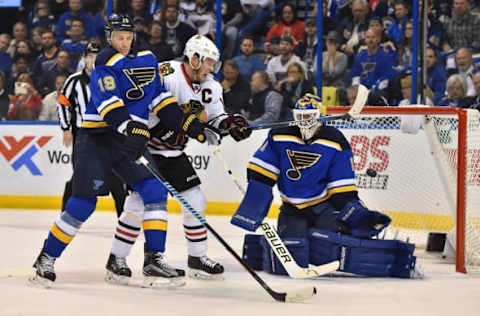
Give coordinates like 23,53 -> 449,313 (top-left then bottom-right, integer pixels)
326,106 -> 480,273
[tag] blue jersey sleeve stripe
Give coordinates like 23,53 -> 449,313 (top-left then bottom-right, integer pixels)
312,139 -> 342,151
247,163 -> 278,181
152,96 -> 177,115
250,157 -> 280,174
106,53 -> 124,66
327,178 -> 357,189
100,100 -> 125,118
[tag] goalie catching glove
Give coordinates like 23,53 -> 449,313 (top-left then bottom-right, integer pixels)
123,120 -> 150,161
337,200 -> 391,238
219,114 -> 252,141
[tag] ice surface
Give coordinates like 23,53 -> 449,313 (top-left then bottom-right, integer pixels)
0,210 -> 479,316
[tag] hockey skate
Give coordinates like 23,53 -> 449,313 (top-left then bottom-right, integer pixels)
105,254 -> 132,285
142,247 -> 186,289
29,247 -> 56,288
187,255 -> 225,280
411,262 -> 425,279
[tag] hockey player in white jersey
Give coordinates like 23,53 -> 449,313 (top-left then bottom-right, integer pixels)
108,35 -> 251,280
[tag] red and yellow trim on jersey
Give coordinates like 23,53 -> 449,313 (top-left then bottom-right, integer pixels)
312,138 -> 342,151
50,223 -> 73,244
152,96 -> 177,115
106,53 -> 124,66
272,135 -> 305,144
247,162 -> 278,182
99,100 -> 124,118
142,220 -> 168,231
282,185 -> 358,209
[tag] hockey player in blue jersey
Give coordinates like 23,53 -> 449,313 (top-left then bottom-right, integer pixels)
232,94 -> 424,278
30,14 -> 221,288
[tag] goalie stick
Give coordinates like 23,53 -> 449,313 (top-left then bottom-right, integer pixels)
137,156 -> 316,303
212,147 -> 340,278
249,84 -> 369,131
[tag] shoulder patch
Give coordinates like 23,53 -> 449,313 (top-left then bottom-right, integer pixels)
158,62 -> 175,77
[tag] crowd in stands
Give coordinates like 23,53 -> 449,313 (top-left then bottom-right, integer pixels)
1,0 -> 480,123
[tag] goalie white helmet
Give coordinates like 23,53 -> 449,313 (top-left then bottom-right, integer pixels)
184,35 -> 221,73
293,94 -> 326,140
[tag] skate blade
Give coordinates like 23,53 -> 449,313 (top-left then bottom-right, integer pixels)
105,271 -> 130,285
188,269 -> 225,281
142,276 -> 186,289
27,274 -> 53,289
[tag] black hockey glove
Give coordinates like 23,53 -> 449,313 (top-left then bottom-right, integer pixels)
123,120 -> 150,161
219,114 -> 252,142
150,123 -> 187,147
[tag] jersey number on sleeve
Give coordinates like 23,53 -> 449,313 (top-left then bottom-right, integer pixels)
98,76 -> 116,92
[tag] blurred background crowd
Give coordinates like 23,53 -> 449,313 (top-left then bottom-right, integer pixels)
0,0 -> 480,123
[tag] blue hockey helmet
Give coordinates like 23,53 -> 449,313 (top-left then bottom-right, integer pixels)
293,94 -> 326,140
105,14 -> 135,43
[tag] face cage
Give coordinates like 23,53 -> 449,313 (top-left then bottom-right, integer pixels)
293,109 -> 321,140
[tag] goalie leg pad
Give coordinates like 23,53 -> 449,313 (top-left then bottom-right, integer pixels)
242,234 -> 264,271
261,237 -> 309,276
309,229 -> 417,278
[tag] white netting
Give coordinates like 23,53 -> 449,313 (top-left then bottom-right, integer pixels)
326,108 -> 480,272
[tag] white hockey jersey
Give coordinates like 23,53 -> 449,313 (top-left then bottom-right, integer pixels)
148,60 -> 227,156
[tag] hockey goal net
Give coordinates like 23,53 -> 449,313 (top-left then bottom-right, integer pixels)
326,106 -> 480,273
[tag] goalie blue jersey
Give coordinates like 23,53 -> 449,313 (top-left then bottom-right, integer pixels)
248,126 -> 358,209
84,47 -> 176,131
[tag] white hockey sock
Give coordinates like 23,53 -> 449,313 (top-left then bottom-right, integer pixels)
180,186 -> 207,257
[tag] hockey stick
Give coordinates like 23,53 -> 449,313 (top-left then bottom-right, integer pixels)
137,156 -> 316,303
212,147 -> 340,278
249,84 -> 369,131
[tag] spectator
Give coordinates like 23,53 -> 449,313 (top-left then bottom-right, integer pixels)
141,21 -> 175,62
28,0 -> 56,31
214,0 -> 243,59
439,74 -> 475,107
398,75 -> 434,106
386,0 -> 409,45
451,47 -> 477,96
0,34 -> 13,79
60,17 -> 89,69
186,0 -> 215,39
468,71 -> 480,110
7,22 -> 28,58
426,47 -> 447,104
265,4 -> 305,49
8,72 -> 44,120
15,40 -> 36,70
369,16 -> 396,58
128,0 -> 152,25
295,19 -> 318,76
163,3 -> 197,58
0,71 -> 8,120
246,70 -> 282,124
233,36 -> 266,81
350,28 -> 394,91
30,27 -> 44,58
32,30 -> 59,84
443,0 -> 480,52
396,20 -> 413,70
279,62 -> 314,121
238,1 -> 274,42
321,0 -> 336,35
55,0 -> 94,43
345,84 -> 389,106
221,60 -> 251,115
266,35 -> 307,89
91,1 -> 109,41
10,55 -> 32,94
39,73 -> 67,121
322,30 -> 348,88
38,49 -> 73,96
133,17 -> 150,47
338,0 -> 370,58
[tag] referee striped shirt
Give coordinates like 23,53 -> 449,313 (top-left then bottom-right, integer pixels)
57,70 -> 91,131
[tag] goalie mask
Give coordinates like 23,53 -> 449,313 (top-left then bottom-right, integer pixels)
184,35 -> 222,73
293,94 -> 326,140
